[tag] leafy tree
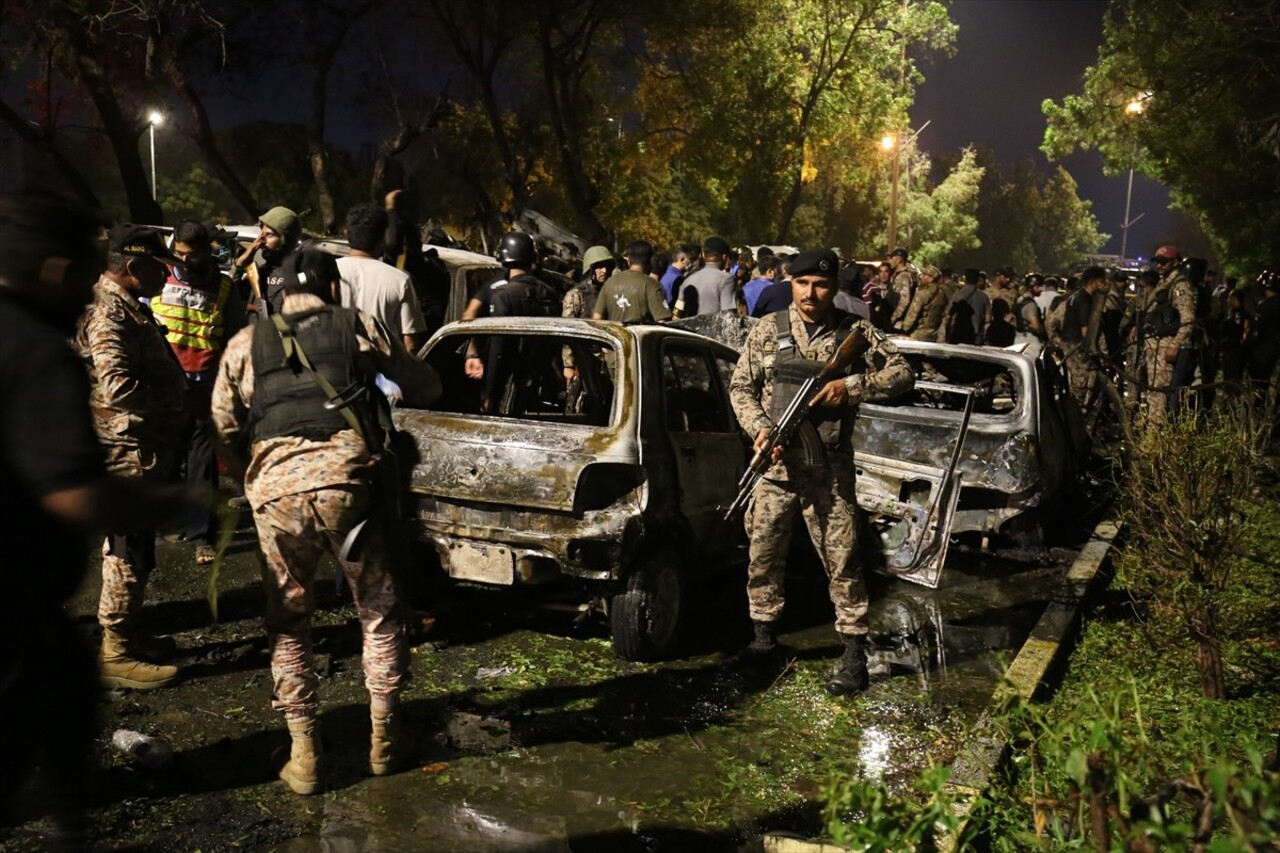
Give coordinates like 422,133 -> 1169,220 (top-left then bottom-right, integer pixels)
892,144 -> 983,267
1041,0 -> 1280,273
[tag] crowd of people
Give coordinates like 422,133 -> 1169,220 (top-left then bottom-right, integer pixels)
3,183 -> 1277,845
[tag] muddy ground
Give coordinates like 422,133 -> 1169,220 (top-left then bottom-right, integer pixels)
1,513 -> 1081,852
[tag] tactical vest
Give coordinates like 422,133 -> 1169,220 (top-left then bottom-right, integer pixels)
1014,296 -> 1037,333
1143,286 -> 1181,338
152,272 -> 234,374
768,312 -> 854,449
248,306 -> 364,442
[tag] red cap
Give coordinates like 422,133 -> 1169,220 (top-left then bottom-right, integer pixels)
1153,245 -> 1179,260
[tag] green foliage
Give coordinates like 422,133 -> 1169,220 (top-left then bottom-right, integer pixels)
1041,0 -> 1280,272
894,144 -> 984,267
949,149 -> 1107,272
1120,400 -> 1269,698
822,764 -> 962,850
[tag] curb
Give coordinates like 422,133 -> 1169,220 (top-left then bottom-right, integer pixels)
761,516 -> 1122,853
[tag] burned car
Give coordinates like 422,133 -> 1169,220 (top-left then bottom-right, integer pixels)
392,317 -> 748,660
852,339 -> 1083,587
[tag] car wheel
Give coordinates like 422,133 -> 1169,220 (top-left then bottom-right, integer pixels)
609,551 -> 685,662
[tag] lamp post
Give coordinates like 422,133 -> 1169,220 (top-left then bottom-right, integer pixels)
881,120 -> 930,253
147,110 -> 164,201
1119,95 -> 1147,261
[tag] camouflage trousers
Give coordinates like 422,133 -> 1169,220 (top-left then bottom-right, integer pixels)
1064,349 -> 1095,409
744,459 -> 869,636
98,452 -> 173,633
253,485 -> 407,721
1140,337 -> 1177,427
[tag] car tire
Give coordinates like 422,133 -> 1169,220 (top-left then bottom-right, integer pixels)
609,551 -> 685,662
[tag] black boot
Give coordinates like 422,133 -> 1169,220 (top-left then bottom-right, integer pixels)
825,634 -> 869,696
745,620 -> 779,656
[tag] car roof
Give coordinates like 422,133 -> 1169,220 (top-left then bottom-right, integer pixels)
432,316 -> 739,356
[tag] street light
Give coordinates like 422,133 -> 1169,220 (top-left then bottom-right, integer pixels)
1119,94 -> 1148,260
147,110 -> 164,201
881,120 -> 930,253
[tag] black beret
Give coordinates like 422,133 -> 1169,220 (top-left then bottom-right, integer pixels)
790,248 -> 839,279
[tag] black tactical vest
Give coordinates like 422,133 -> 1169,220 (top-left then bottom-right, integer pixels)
768,312 -> 855,449
1143,287 -> 1181,338
249,306 -> 364,442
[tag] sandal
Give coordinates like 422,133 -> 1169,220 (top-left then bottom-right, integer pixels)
195,545 -> 217,565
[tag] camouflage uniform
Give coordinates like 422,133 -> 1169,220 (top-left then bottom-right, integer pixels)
1141,269 -> 1196,426
75,277 -> 187,633
901,280 -> 946,341
729,304 -> 914,636
561,280 -> 601,407
212,293 -> 439,719
888,266 -> 916,330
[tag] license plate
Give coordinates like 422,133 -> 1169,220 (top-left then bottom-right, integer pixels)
447,541 -> 514,585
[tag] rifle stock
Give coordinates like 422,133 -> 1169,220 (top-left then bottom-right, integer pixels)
724,326 -> 871,520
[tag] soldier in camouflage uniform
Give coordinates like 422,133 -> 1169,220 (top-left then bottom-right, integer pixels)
729,248 -> 914,696
212,249 -> 440,794
900,264 -> 947,341
886,247 -> 917,331
563,245 -> 612,411
1141,246 -> 1197,426
75,225 -> 189,690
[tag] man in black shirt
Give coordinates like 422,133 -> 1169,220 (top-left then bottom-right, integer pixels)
0,193 -> 206,843
1062,266 -> 1108,406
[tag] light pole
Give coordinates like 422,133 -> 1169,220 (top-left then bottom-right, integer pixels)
881,119 -> 930,253
147,110 -> 164,201
1119,95 -> 1147,261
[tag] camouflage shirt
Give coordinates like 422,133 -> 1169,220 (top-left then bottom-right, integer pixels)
74,277 -> 188,477
1157,268 -> 1197,348
889,267 -> 916,327
211,293 -> 441,508
729,303 -> 914,480
561,281 -> 601,368
901,281 -> 946,341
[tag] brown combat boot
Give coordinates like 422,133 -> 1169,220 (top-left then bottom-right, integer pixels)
279,716 -> 322,795
100,628 -> 178,690
369,695 -> 410,776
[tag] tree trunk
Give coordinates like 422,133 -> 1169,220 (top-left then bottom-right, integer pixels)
1191,605 -> 1225,699
775,170 -> 804,244
160,52 -> 262,220
307,61 -> 338,233
60,24 -> 162,223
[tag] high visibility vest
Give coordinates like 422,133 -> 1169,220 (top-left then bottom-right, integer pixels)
153,272 -> 233,374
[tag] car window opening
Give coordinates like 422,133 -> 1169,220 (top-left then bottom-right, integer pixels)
893,354 -> 1019,415
427,333 -> 617,426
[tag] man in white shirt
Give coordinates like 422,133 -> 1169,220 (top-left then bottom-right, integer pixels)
337,203 -> 426,354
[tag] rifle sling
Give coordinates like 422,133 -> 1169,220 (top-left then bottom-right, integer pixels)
270,313 -> 366,443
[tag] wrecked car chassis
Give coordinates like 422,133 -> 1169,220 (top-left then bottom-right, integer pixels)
394,318 -> 747,660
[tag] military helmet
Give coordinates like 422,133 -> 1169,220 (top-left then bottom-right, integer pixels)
581,245 -> 614,273
497,232 -> 536,267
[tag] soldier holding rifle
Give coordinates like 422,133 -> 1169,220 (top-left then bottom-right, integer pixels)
728,248 -> 913,696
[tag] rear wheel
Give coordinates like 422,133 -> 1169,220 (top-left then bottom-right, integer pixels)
1083,370 -> 1134,466
610,551 -> 685,661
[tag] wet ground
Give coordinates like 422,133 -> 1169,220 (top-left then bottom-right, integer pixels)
1,517 -> 1082,852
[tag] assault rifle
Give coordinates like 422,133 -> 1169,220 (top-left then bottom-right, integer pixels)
723,327 -> 871,521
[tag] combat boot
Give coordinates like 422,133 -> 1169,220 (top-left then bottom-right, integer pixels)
742,620 -> 779,656
100,628 -> 178,690
369,695 -> 411,776
279,716 -> 322,795
825,634 -> 870,697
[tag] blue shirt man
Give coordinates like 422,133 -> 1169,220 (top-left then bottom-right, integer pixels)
659,248 -> 692,306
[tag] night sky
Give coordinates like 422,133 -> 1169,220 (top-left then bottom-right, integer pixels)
911,0 -> 1173,260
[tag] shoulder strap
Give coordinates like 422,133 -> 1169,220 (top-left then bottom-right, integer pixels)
269,312 -> 364,440
774,309 -> 793,350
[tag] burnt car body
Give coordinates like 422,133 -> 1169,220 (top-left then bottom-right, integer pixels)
393,317 -> 748,660
852,338 -> 1083,587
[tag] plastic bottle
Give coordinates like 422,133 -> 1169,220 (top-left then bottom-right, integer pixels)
111,729 -> 173,769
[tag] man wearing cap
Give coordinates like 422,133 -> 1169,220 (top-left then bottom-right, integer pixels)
673,236 -> 736,317
563,246 -> 612,410
75,225 -> 191,689
593,240 -> 671,325
152,220 -> 246,564
1141,245 -> 1196,425
232,205 -> 301,315
885,248 -> 917,331
729,248 -> 913,696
